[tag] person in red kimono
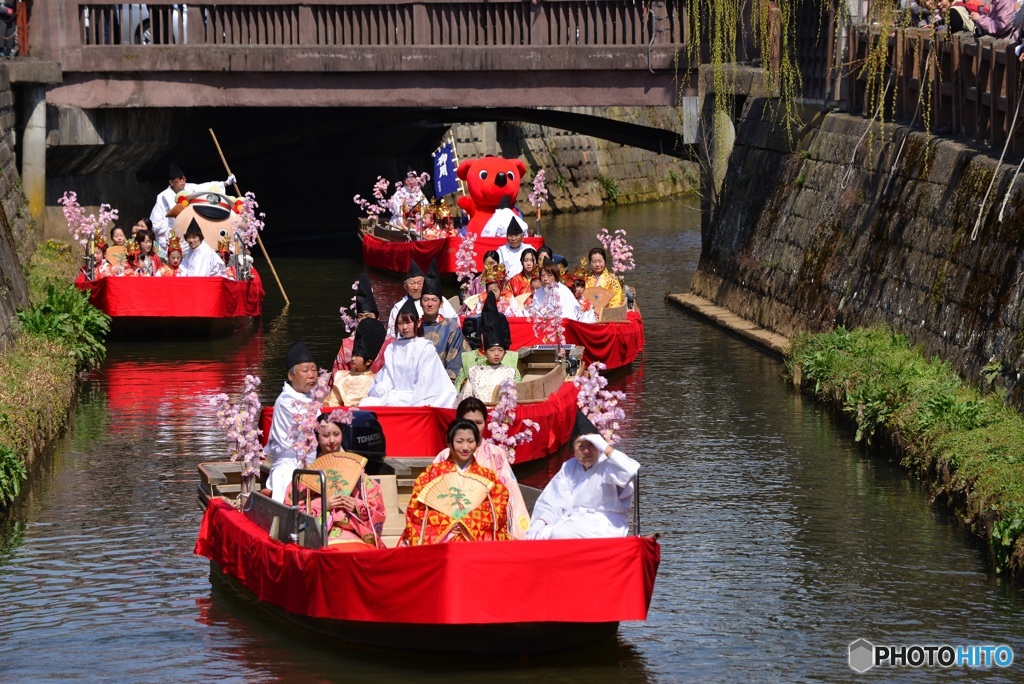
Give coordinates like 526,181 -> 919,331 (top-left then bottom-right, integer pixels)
400,419 -> 511,546
158,234 -> 184,277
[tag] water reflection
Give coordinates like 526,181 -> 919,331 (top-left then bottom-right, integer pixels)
1,196 -> 1023,683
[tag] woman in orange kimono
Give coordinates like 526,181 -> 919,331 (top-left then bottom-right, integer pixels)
503,248 -> 538,298
401,419 -> 511,546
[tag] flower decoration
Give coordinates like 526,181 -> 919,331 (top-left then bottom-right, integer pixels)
454,232 -> 478,288
339,278 -> 360,335
59,191 -> 119,251
354,176 -> 392,216
212,375 -> 264,495
318,408 -> 355,434
527,283 -> 566,352
573,362 -> 626,445
486,378 -> 540,464
596,228 -> 636,277
528,169 -> 548,219
286,369 -> 333,462
234,191 -> 266,248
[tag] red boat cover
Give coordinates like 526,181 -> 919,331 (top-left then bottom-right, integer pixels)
362,234 -> 545,275
259,381 -> 579,462
493,312 -> 645,371
195,498 -> 660,624
74,270 -> 265,318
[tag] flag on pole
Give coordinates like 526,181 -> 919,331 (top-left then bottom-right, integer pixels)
433,141 -> 459,198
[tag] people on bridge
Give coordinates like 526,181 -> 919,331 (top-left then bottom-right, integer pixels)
526,415 -> 640,540
150,164 -> 196,252
360,298 -> 457,408
386,261 -> 458,335
178,219 -> 226,277
265,340 -> 320,503
431,398 -> 531,539
400,418 -> 511,545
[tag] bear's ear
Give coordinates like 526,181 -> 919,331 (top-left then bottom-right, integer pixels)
514,159 -> 527,176
457,160 -> 474,181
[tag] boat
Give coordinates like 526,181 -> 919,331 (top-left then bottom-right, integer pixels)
504,306 -> 644,371
261,345 -> 581,463
359,221 -> 545,279
74,269 -> 265,336
194,456 -> 660,655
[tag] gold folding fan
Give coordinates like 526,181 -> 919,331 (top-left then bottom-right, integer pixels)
299,452 -> 368,498
582,286 -> 613,313
416,471 -> 495,520
105,245 -> 127,267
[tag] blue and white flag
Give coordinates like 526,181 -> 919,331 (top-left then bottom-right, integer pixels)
433,142 -> 459,197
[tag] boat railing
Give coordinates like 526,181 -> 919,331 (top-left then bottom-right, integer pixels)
291,469 -> 329,549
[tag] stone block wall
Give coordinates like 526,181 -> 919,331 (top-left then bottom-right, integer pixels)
692,99 -> 1024,406
452,106 -> 698,215
0,67 -> 33,352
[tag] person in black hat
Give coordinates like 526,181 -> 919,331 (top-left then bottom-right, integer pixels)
454,291 -> 522,393
420,264 -> 466,382
326,318 -> 387,407
385,260 -> 458,334
149,162 -> 197,254
178,218 -> 226,277
497,218 -> 528,278
355,273 -> 379,320
265,340 -> 321,502
525,409 -> 640,540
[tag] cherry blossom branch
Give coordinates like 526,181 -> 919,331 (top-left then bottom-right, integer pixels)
486,378 -> 540,464
528,169 -> 548,219
596,228 -> 636,277
59,191 -> 119,251
286,369 -> 332,461
354,176 -> 392,216
527,283 -> 565,352
573,362 -> 626,445
339,278 -> 360,334
454,232 -> 477,289
212,375 -> 264,485
233,191 -> 266,248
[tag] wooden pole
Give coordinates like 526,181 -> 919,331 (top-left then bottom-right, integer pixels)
208,128 -> 290,306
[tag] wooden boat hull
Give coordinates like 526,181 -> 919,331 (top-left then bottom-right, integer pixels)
74,269 -> 265,337
195,499 -> 659,655
361,232 -> 545,278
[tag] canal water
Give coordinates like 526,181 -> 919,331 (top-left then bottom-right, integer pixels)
1,197 -> 1022,682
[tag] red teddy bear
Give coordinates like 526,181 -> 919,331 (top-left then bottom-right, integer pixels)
456,156 -> 527,235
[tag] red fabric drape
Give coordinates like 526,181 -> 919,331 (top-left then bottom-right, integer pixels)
259,381 -> 578,463
476,312 -> 644,371
362,234 -> 544,275
74,270 -> 265,318
195,498 -> 660,624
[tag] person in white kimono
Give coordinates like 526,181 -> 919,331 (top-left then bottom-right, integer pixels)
149,163 -> 197,252
178,219 -> 227,277
361,298 -> 458,408
386,260 -> 458,334
480,196 -> 529,238
526,415 -> 640,540
531,263 -> 582,320
265,340 -> 320,503
496,221 -> 528,278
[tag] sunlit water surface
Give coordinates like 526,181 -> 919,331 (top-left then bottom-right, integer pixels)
1,197 -> 1022,682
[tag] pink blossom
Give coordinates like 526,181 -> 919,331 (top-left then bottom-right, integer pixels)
286,369 -> 332,460
486,378 -> 539,464
527,284 -> 566,351
211,375 -> 264,484
354,176 -> 392,216
528,169 -> 549,208
572,362 -> 626,445
59,191 -> 119,250
233,192 -> 266,248
318,408 -> 354,434
596,228 -> 635,277
339,278 -> 360,334
454,232 -> 478,288
404,170 -> 431,192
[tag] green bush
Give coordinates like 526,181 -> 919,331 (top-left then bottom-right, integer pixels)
18,283 -> 110,372
597,175 -> 620,203
0,445 -> 26,507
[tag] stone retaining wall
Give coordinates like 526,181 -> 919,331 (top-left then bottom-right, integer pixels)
692,99 -> 1024,407
0,67 -> 33,352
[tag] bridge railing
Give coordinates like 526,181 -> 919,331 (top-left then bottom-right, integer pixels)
846,26 -> 1023,156
45,1 -> 682,59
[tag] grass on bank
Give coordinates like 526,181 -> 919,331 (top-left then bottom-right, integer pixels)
0,240 -> 109,507
789,326 -> 1024,576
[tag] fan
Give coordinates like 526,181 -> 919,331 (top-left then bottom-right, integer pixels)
299,452 -> 367,498
416,471 -> 495,520
582,286 -> 613,313
106,245 -> 127,267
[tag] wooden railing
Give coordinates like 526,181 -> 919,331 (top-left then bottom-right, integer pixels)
71,1 -> 682,48
847,27 -> 1023,155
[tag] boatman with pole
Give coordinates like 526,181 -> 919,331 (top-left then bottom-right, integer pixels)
149,163 -> 196,253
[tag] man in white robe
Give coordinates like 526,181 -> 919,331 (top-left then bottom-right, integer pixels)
149,163 -> 197,252
362,299 -> 457,408
526,429 -> 639,540
179,218 -> 227,277
496,221 -> 528,278
265,341 -> 320,503
386,260 -> 457,335
480,197 -> 528,238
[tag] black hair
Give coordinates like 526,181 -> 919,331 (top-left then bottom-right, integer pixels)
588,247 -> 608,262
456,397 -> 488,421
519,248 -> 538,268
446,418 -> 481,447
482,250 -> 500,265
